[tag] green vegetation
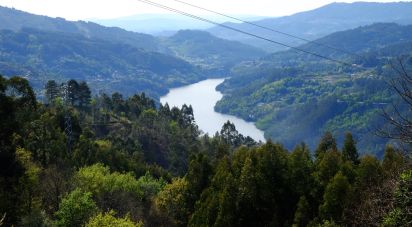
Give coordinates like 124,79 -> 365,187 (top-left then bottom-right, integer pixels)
215,23 -> 412,155
0,6 -> 269,98
0,28 -> 205,98
161,30 -> 265,74
0,75 -> 410,226
85,210 -> 143,227
0,6 -> 160,52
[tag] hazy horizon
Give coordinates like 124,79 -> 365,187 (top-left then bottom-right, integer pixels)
0,0 -> 409,21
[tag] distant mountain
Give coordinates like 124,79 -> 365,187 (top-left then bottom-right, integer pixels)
214,23 -> 412,156
160,30 -> 266,74
0,6 -> 266,77
208,2 -> 412,52
0,6 -> 162,52
262,23 -> 412,66
0,28 -> 204,98
91,14 -> 268,35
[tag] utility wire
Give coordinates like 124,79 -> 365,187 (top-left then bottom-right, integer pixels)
172,0 -> 363,59
137,0 -> 359,67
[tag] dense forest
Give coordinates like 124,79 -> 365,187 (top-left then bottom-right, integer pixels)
1,75 -> 411,226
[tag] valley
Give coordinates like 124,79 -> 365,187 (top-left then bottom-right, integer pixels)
1,1 -> 412,226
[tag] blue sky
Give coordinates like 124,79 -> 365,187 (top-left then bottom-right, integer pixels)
0,0 -> 408,20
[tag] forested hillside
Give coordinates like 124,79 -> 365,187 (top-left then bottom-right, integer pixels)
0,28 -> 204,98
0,6 -> 267,96
0,6 -> 162,52
208,2 -> 412,52
215,23 -> 412,155
1,2 -> 412,226
1,76 -> 410,226
161,30 -> 266,74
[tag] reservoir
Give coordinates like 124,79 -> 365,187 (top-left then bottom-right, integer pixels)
160,78 -> 266,142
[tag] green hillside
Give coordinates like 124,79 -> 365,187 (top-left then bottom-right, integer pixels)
0,28 -> 204,98
0,6 -> 162,52
215,23 -> 412,155
161,30 -> 266,74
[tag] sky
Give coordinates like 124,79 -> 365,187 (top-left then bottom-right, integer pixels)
0,0 -> 408,20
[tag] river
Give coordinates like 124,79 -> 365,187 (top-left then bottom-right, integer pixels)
160,78 -> 266,142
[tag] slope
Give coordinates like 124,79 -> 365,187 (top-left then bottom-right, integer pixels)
0,28 -> 204,98
208,2 -> 412,52
161,30 -> 266,75
0,6 -> 161,52
214,23 -> 412,156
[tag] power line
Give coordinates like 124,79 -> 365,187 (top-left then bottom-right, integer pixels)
137,0 -> 359,67
172,0 -> 363,59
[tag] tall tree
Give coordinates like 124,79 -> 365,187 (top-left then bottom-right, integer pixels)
342,132 -> 359,164
45,80 -> 60,105
319,172 -> 352,223
78,81 -> 91,109
220,121 -> 243,147
0,76 -> 36,225
316,132 -> 337,159
67,79 -> 79,106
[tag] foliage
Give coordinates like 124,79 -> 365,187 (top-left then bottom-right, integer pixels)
0,76 -> 411,226
0,28 -> 204,97
162,30 -> 265,74
383,170 -> 412,226
155,178 -> 190,226
215,23 -> 412,156
55,188 -> 98,227
86,210 -> 143,227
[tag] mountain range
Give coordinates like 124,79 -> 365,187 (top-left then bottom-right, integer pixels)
0,6 -> 265,97
90,14 -> 267,35
208,2 -> 412,52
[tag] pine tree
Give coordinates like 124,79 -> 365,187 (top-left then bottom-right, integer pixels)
78,81 -> 91,109
316,132 -> 337,159
342,133 -> 359,164
45,80 -> 60,105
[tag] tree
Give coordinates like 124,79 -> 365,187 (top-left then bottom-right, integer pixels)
219,121 -> 253,147
289,143 -> 314,196
314,150 -> 343,187
316,132 -> 337,158
73,164 -> 164,220
189,156 -> 237,227
155,178 -> 190,226
342,132 -> 359,164
78,81 -> 91,109
383,170 -> 412,226
186,154 -> 212,213
55,188 -> 98,227
45,80 -> 60,105
319,172 -> 352,223
382,145 -> 405,177
293,196 -> 311,227
67,80 -> 80,106
356,155 -> 383,187
379,57 -> 412,153
180,104 -> 195,128
86,210 -> 143,227
0,76 -> 35,225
